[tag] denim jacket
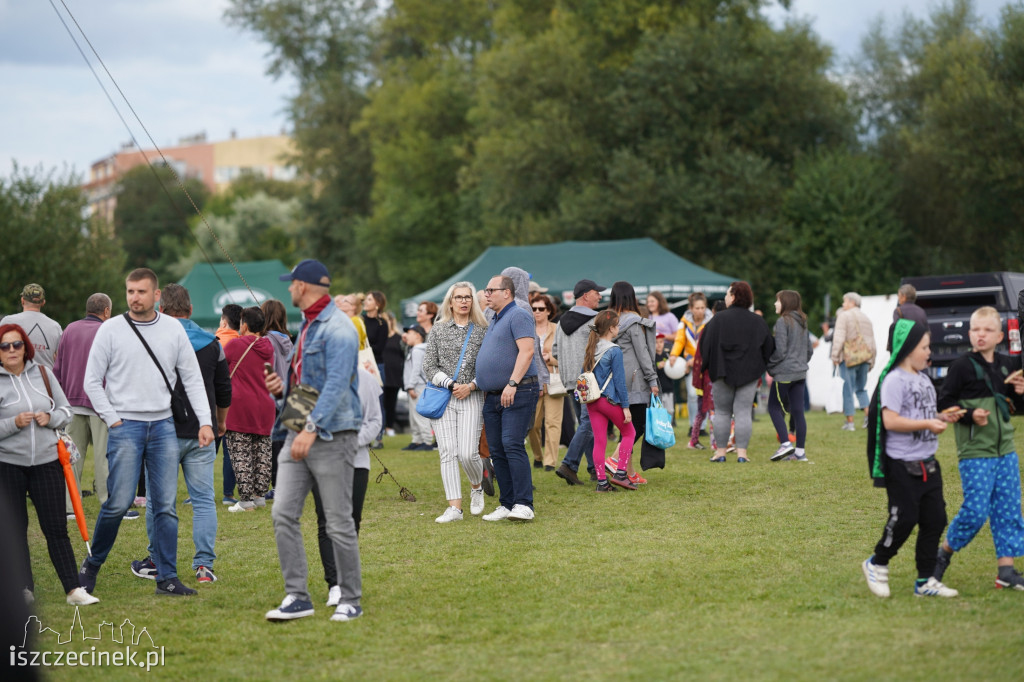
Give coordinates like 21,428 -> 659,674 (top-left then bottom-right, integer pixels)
275,303 -> 362,440
592,345 -> 630,407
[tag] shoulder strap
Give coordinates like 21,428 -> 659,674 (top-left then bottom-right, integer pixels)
230,339 -> 260,379
38,365 -> 53,398
123,312 -> 175,396
968,356 -> 1011,422
452,323 -> 473,382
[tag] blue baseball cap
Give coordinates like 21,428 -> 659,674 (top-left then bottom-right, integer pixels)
280,259 -> 331,286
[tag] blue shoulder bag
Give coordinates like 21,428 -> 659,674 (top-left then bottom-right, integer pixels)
416,324 -> 473,419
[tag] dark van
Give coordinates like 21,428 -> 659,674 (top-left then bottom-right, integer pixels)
900,272 -> 1024,383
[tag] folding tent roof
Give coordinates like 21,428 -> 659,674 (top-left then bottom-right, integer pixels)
400,238 -> 736,321
177,259 -> 297,331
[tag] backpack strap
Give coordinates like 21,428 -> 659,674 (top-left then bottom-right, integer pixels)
968,356 -> 1012,422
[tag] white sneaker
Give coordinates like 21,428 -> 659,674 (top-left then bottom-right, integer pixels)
435,506 -> 464,523
385,428 -> 396,438
862,557 -> 890,598
67,587 -> 100,606
228,501 -> 256,513
470,488 -> 485,515
507,504 -> 535,521
915,577 -> 958,598
326,585 -> 341,607
770,443 -> 796,462
482,506 -> 511,521
841,422 -> 856,432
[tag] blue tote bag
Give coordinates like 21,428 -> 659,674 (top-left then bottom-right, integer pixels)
645,395 -> 676,449
416,324 -> 473,420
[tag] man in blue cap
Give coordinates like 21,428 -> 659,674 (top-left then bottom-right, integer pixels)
263,259 -> 365,622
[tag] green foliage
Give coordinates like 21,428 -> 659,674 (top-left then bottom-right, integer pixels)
0,165 -> 126,325
203,171 -> 304,218
171,192 -> 304,280
113,165 -> 209,281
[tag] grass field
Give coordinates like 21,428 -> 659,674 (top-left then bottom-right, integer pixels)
20,410 -> 1024,680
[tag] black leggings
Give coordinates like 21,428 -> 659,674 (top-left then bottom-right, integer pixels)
0,459 -> 80,594
313,468 -> 369,588
873,458 -> 947,579
382,387 -> 400,430
768,379 -> 807,448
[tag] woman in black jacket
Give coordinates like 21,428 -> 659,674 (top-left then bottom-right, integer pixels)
697,282 -> 774,463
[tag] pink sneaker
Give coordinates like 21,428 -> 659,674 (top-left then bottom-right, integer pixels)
133,496 -> 147,508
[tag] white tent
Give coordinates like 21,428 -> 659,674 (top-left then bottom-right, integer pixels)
807,294 -> 899,410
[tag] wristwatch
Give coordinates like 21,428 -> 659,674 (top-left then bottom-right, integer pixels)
508,379 -> 519,388
304,417 -> 317,434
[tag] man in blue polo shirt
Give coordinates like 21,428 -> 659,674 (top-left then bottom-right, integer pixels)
477,274 -> 541,521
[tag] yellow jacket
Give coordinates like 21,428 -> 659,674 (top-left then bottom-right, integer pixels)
670,311 -> 712,360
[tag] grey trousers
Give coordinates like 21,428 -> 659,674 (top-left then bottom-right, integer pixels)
65,413 -> 108,511
272,430 -> 361,606
711,379 -> 759,450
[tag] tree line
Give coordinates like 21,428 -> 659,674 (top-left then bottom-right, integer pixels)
5,0 -> 1022,325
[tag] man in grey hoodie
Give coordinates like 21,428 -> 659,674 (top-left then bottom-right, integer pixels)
552,279 -> 604,485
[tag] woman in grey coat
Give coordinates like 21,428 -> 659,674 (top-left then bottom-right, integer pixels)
766,290 -> 814,463
606,282 -> 660,484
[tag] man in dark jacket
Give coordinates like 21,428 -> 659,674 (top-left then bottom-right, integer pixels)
129,283 -> 231,585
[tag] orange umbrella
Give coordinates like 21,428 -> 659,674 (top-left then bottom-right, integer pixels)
57,438 -> 91,556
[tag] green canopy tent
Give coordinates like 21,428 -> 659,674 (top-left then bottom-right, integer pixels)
177,259 -> 298,331
400,238 -> 736,321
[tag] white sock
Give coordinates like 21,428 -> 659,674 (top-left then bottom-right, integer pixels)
795,448 -> 805,456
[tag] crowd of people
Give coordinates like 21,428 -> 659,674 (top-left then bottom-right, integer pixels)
2,266 -> 1023,622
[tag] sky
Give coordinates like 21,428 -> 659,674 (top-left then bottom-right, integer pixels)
0,0 -> 1013,179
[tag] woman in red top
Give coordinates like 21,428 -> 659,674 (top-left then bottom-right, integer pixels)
224,307 -> 276,512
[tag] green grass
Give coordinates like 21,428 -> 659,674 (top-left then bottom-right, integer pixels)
23,411 -> 1024,680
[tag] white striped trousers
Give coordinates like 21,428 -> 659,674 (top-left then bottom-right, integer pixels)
432,391 -> 484,501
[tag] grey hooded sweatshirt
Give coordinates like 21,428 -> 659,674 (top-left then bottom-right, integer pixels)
500,266 -> 549,386
0,360 -> 73,467
767,312 -> 813,382
614,312 -> 659,405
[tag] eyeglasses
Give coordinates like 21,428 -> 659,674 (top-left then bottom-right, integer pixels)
532,306 -> 547,312
452,295 -> 473,303
483,288 -> 508,296
0,341 -> 25,351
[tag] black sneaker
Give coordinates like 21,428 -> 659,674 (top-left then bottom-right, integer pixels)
156,577 -> 197,596
995,568 -> 1024,590
131,556 -> 157,580
595,481 -> 615,492
533,460 -> 543,469
79,559 -> 99,594
609,470 -> 637,490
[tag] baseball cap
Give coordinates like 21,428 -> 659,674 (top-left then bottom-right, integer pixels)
656,333 -> 667,339
403,324 -> 427,339
528,281 -> 548,294
21,283 -> 45,304
573,279 -> 605,299
279,259 -> 331,286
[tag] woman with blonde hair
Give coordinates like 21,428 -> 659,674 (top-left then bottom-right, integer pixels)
422,282 -> 489,522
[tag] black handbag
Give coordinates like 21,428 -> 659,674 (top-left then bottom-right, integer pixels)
123,313 -> 191,424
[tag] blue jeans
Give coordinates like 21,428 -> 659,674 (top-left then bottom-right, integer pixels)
483,383 -> 540,510
561,396 -> 595,474
87,418 -> 181,581
840,361 -> 870,416
146,438 -> 217,570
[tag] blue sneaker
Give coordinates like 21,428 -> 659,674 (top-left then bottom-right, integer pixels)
122,510 -> 140,520
265,489 -> 275,501
222,496 -> 237,506
330,603 -> 363,622
266,595 -> 315,621
79,559 -> 99,594
131,556 -> 157,580
183,497 -> 192,505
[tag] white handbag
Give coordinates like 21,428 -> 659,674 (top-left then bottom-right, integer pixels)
547,371 -> 567,396
825,366 -> 845,414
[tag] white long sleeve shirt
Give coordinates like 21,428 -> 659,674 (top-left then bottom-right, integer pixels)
83,313 -> 211,428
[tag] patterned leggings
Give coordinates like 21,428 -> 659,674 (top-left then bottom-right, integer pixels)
225,431 -> 273,502
946,452 -> 1024,557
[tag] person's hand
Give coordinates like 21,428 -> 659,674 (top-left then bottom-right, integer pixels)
541,384 -> 547,396
363,360 -> 376,374
14,412 -> 34,428
217,420 -> 227,437
408,388 -> 418,400
265,372 -> 283,398
542,351 -> 552,363
290,430 -> 317,461
832,360 -> 839,367
973,408 -> 990,426
925,419 -> 948,435
501,384 -> 516,407
110,420 -> 123,429
33,412 -> 51,427
1009,374 -> 1024,395
651,385 -> 660,397
198,425 -> 215,447
937,408 -> 965,423
669,356 -> 678,366
452,383 -> 472,400
623,408 -> 632,423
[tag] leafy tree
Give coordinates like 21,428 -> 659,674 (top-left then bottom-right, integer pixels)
113,164 -> 209,280
0,165 -> 127,326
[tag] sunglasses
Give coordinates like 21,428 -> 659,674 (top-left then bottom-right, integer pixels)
0,341 -> 25,351
532,306 -> 547,312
